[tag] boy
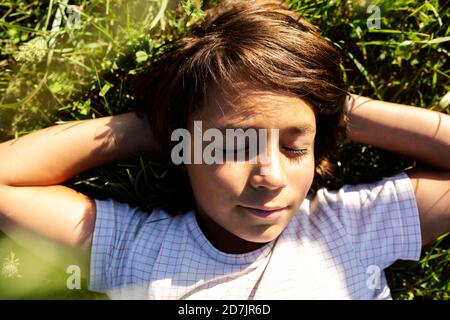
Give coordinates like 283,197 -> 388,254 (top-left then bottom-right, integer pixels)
0,0 -> 449,299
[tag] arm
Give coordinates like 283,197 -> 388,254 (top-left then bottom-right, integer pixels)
345,95 -> 450,246
0,112 -> 157,266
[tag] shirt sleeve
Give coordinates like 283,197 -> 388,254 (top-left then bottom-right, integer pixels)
87,198 -> 152,293
317,172 -> 422,269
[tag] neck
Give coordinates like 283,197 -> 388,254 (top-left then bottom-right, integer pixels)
194,209 -> 267,254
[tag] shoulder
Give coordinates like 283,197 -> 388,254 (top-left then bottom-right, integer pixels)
288,172 -> 420,253
307,171 -> 415,217
92,198 -> 189,241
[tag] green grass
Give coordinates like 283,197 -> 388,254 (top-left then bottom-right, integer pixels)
0,0 -> 449,299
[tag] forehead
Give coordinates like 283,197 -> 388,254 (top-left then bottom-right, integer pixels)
194,81 -> 316,133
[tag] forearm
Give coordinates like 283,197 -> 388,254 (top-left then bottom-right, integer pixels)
345,94 -> 450,171
0,112 -> 156,186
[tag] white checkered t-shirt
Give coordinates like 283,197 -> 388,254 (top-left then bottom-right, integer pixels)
88,172 -> 421,299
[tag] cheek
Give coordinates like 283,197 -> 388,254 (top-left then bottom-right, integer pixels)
212,162 -> 250,191
187,163 -> 249,203
285,157 -> 316,192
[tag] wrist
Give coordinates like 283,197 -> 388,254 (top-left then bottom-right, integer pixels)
342,93 -> 354,139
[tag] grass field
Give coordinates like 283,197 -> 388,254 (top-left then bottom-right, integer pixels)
0,0 -> 449,299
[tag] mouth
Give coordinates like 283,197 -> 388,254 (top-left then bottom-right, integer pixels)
239,205 -> 288,219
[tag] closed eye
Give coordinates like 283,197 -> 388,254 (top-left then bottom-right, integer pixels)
219,145 -> 309,162
281,147 -> 309,160
282,147 -> 308,156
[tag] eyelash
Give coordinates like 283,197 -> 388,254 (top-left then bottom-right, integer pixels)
223,146 -> 308,162
281,147 -> 309,163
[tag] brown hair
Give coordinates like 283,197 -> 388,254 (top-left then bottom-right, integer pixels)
134,0 -> 348,212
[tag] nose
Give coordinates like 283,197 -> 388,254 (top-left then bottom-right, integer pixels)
249,130 -> 287,190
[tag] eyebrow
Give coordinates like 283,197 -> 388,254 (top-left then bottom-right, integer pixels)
285,124 -> 316,136
216,124 -> 316,135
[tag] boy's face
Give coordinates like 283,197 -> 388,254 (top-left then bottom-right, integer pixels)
185,83 -> 316,254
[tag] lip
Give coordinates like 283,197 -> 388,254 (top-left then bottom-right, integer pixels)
240,205 -> 287,219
